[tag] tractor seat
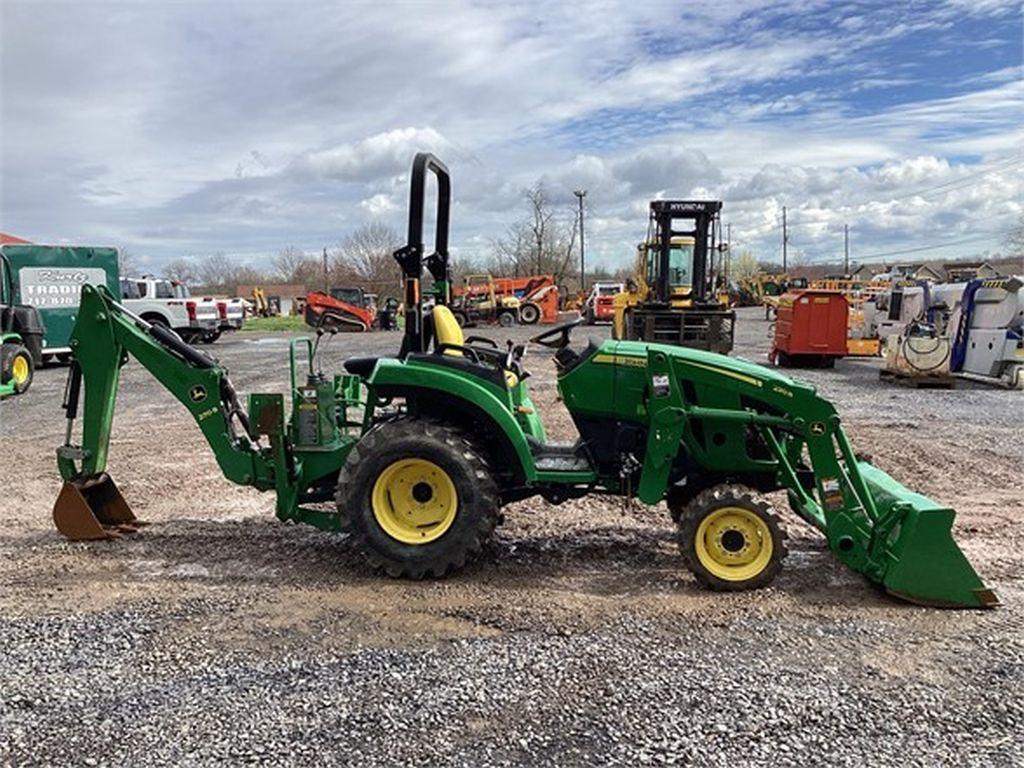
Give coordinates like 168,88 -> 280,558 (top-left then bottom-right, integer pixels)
432,305 -> 519,388
343,356 -> 379,378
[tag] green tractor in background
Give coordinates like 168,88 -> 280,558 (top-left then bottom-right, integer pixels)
0,252 -> 45,398
52,153 -> 995,608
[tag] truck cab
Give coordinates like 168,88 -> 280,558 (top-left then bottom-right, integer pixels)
122,276 -> 220,343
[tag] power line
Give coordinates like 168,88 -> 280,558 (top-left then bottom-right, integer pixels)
841,232 -> 1005,263
774,154 -> 1024,231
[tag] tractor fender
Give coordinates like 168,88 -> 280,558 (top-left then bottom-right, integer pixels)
367,361 -> 537,484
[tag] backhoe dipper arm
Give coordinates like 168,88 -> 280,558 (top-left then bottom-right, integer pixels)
57,284 -> 272,490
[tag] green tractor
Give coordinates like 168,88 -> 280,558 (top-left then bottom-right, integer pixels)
0,252 -> 45,398
52,153 -> 995,608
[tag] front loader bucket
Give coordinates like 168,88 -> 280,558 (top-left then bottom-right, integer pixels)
53,473 -> 144,541
857,463 -> 998,609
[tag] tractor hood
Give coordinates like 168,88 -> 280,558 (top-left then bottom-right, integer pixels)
606,339 -> 813,394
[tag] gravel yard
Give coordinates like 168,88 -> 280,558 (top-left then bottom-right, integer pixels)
1,307 -> 1021,767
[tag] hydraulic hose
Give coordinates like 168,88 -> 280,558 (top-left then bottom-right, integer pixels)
899,322 -> 950,373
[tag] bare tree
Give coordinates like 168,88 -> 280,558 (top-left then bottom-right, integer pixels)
731,250 -> 760,279
272,246 -> 321,286
164,257 -> 198,285
526,184 -> 552,276
490,181 -> 580,286
332,222 -> 402,293
195,253 -> 239,291
117,248 -> 136,277
1005,214 -> 1024,259
490,221 -> 530,276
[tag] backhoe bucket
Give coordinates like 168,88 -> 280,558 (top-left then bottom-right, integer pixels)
857,463 -> 998,609
53,473 -> 144,541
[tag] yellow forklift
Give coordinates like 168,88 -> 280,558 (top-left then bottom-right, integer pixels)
613,201 -> 735,354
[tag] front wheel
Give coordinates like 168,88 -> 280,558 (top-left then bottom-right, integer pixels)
519,303 -> 540,325
336,419 -> 500,578
1,343 -> 34,395
498,311 -> 516,327
677,484 -> 787,591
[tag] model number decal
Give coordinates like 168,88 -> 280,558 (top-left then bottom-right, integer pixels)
593,353 -> 646,367
195,406 -> 219,422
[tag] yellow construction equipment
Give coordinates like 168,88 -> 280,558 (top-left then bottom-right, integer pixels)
612,201 -> 733,353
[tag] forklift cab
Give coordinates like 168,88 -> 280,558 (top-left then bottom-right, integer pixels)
641,236 -> 696,300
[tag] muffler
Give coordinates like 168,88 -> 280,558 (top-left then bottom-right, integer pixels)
53,473 -> 145,541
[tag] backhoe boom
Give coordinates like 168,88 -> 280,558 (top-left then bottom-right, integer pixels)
53,285 -> 283,539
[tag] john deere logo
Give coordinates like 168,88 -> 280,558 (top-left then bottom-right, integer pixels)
189,385 -> 207,403
809,421 -> 826,435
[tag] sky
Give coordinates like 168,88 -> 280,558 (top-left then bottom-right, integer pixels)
1,0 -> 1022,274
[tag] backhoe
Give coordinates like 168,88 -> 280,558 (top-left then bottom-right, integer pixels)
52,153 -> 996,608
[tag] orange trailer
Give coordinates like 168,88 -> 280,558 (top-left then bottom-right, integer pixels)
769,289 -> 849,368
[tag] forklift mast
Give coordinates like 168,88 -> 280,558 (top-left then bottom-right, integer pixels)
650,200 -> 722,304
393,153 -> 452,355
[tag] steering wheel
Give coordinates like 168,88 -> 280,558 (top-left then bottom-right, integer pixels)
529,317 -> 583,349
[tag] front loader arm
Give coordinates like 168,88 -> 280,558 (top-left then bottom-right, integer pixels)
58,284 -> 272,490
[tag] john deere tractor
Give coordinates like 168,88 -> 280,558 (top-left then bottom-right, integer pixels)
51,153 -> 995,608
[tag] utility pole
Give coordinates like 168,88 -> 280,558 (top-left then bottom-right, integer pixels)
782,206 -> 788,272
574,189 -> 587,292
843,224 -> 850,275
322,247 -> 329,292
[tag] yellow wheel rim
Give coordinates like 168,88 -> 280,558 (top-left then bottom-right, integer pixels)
694,506 -> 773,582
11,354 -> 29,386
371,458 -> 458,544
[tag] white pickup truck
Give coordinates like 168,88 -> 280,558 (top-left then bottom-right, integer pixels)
205,297 -> 246,343
120,276 -> 220,343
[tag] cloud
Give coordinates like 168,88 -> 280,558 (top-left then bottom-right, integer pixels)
292,128 -> 451,182
360,193 -> 399,217
1,0 -> 1020,271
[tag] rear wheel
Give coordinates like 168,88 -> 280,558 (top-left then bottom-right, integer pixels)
141,313 -> 168,326
677,484 -> 787,591
337,419 -> 500,578
1,343 -> 33,395
200,330 -> 222,344
453,310 -> 469,328
519,303 -> 540,325
498,311 -> 516,327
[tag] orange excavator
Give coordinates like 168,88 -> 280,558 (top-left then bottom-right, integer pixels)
304,287 -> 376,332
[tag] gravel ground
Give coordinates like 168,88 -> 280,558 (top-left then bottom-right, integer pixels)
1,307 -> 1022,767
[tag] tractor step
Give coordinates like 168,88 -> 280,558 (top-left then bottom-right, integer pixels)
528,439 -> 593,473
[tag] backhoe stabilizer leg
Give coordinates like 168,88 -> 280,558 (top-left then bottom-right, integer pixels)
836,462 -> 997,609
